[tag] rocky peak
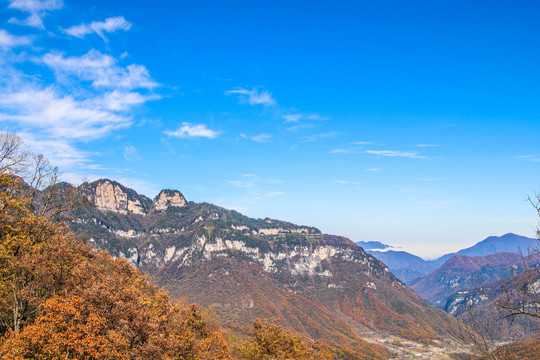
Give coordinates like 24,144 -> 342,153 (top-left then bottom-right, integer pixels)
152,189 -> 187,211
86,179 -> 150,215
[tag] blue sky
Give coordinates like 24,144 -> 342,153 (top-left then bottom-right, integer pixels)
1,0 -> 540,258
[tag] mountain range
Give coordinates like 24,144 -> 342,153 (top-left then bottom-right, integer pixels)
361,233 -> 538,285
361,235 -> 540,341
66,179 -> 461,358
411,252 -> 526,308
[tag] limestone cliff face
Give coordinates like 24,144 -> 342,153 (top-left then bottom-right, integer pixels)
86,180 -> 149,215
152,190 -> 186,211
71,179 -> 458,348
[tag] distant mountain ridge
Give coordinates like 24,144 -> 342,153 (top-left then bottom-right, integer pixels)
66,179 -> 460,357
359,250 -> 439,285
359,233 -> 538,285
411,252 -> 526,308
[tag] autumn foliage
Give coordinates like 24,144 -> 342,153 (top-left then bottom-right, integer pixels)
0,170 -> 357,360
0,173 -> 233,359
235,319 -> 331,360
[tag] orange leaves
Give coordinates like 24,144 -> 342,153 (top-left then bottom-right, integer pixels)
0,295 -> 130,360
0,173 -> 234,359
235,319 -> 331,360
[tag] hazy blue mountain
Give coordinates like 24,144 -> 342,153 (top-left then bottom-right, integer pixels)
412,252 -> 525,308
356,233 -> 538,284
454,233 -> 537,257
429,233 -> 538,266
364,250 -> 439,285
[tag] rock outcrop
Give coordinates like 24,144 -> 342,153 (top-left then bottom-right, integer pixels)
152,190 -> 186,211
69,178 -> 460,354
83,179 -> 151,215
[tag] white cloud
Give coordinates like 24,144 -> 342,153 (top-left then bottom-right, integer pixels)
516,155 -> 540,162
0,86 -> 132,140
63,16 -> 132,41
96,90 -> 148,111
329,148 -> 355,154
335,180 -> 360,185
264,191 -> 283,197
225,87 -> 276,106
124,145 -> 140,161
41,50 -> 159,90
251,133 -> 272,143
282,114 -> 301,123
227,180 -> 253,188
0,29 -> 32,47
416,144 -> 440,147
8,0 -> 63,29
304,131 -> 338,142
353,141 -> 373,145
365,150 -> 425,158
365,168 -> 382,172
165,123 -> 220,139
1,1 -> 164,187
306,114 -> 330,121
18,131 -> 92,168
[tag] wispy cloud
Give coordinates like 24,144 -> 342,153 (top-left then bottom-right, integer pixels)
416,144 -> 440,147
304,131 -> 338,142
0,1 -> 163,187
0,29 -> 32,47
123,145 -> 140,161
41,49 -> 159,90
165,123 -> 220,139
226,174 -> 284,206
227,180 -> 254,188
515,155 -> 540,162
264,191 -> 283,197
365,150 -> 425,158
282,113 -> 330,123
225,87 -> 276,106
63,16 -> 132,41
0,86 -> 133,140
365,168 -> 382,172
251,133 -> 272,143
329,141 -> 374,154
8,0 -> 63,29
18,131 -> 92,168
306,114 -> 330,121
282,114 -> 301,123
335,180 -> 360,185
329,148 -> 355,154
353,141 -> 373,145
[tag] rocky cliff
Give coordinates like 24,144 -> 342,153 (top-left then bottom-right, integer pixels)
69,179 -> 460,355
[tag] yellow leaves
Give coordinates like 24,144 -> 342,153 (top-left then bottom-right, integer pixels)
235,319 -> 331,360
0,173 -> 235,359
0,172 -> 338,360
0,295 -> 131,360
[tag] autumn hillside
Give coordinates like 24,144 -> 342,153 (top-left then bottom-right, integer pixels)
0,171 -> 343,359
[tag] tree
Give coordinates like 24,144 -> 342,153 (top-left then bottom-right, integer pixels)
0,133 -> 28,175
0,132 -> 82,221
235,319 -> 331,360
492,193 -> 540,320
0,133 -> 234,359
451,193 -> 540,359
